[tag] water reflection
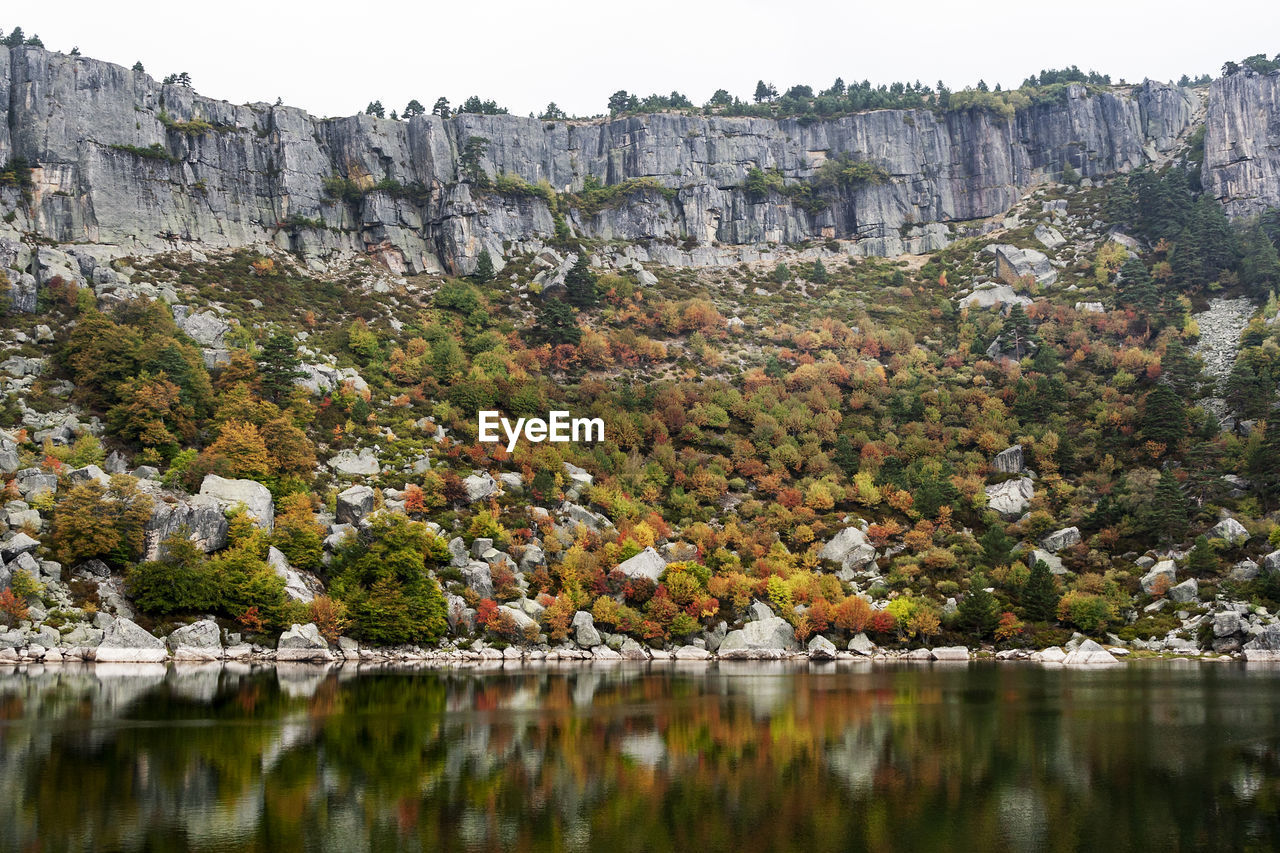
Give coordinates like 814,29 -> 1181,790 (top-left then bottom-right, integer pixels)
1,661 -> 1278,852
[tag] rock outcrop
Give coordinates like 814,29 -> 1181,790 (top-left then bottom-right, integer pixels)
1203,69 -> 1280,217
0,45 -> 1202,275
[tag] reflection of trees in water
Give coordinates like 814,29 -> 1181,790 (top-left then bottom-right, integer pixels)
0,663 -> 1278,851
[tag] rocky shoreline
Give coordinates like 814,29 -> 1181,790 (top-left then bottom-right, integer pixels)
4,617 -> 1273,669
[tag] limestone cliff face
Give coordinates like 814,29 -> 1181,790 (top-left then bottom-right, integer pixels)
0,45 -> 1203,273
1202,70 -> 1280,217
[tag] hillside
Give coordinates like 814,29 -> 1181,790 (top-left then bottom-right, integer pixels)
1,42 -> 1280,665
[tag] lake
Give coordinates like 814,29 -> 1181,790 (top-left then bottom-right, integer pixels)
1,661 -> 1278,852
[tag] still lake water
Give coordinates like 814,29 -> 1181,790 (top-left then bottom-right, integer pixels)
1,660 -> 1278,852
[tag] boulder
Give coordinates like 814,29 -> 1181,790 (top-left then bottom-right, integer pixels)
335,485 -> 376,525
1166,578 -> 1199,604
461,561 -> 494,598
1208,517 -> 1249,546
1031,549 -> 1066,575
931,646 -> 970,661
327,448 -> 381,477
168,619 -> 223,661
674,645 -> 711,660
563,462 -> 594,490
1140,560 -> 1177,596
1062,639 -> 1119,665
1037,646 -> 1067,663
614,547 -> 666,584
199,475 -> 273,532
462,472 -> 499,503
958,282 -> 1032,310
1074,301 -> 1105,313
269,547 -> 317,603
277,623 -> 333,661
1263,550 -> 1280,574
719,616 -> 800,652
747,600 -> 775,622
991,445 -> 1023,474
497,605 -> 538,635
144,495 -> 229,561
848,633 -> 875,655
572,610 -> 602,647
985,478 -> 1034,520
1,532 -> 40,562
561,502 -> 613,531
808,634 -> 838,660
1245,624 -> 1280,654
1034,223 -> 1066,250
818,527 -> 877,571
991,244 -> 1057,287
96,617 -> 168,662
619,637 -> 649,660
68,464 -> 111,486
1213,611 -> 1242,637
1039,527 -> 1081,553
1229,560 -> 1260,582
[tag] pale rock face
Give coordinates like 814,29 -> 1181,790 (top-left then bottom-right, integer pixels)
168,619 -> 223,660
1203,71 -> 1280,217
199,475 -> 274,532
931,646 -> 970,661
1062,639 -> 1119,665
985,478 -> 1034,519
958,283 -> 1032,310
277,623 -> 333,661
573,611 -> 602,648
463,472 -> 500,503
990,244 -> 1057,287
327,449 -> 381,477
268,546 -> 318,603
808,635 -> 838,660
719,616 -> 800,652
0,45 -> 1199,272
1166,578 -> 1199,604
335,485 -> 376,525
991,445 -> 1024,474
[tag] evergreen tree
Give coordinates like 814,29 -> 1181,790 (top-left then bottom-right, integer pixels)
564,254 -> 598,308
754,80 -> 777,103
528,299 -> 581,346
833,434 -> 859,477
258,332 -> 303,402
472,249 -> 495,283
1187,535 -> 1218,575
431,97 -> 450,118
958,574 -> 1000,638
2,28 -> 23,47
1022,560 -> 1060,623
1161,337 -> 1202,398
1148,468 -> 1190,543
1225,358 -> 1268,419
1239,219 -> 1280,298
1248,411 -> 1280,509
809,258 -> 828,283
1000,303 -> 1035,359
1140,384 -> 1187,454
979,523 -> 1015,569
403,99 -> 425,117
364,100 -> 385,118
1117,256 -> 1159,335
131,61 -> 145,72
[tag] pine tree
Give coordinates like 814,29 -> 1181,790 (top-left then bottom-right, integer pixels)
1148,468 -> 1190,544
833,434 -> 859,476
1248,412 -> 1280,509
131,61 -> 145,72
1022,560 -> 1060,623
528,299 -> 581,346
258,332 -> 303,402
1000,303 -> 1035,359
364,100 -> 385,118
564,254 -> 598,308
473,249 -> 495,283
1140,384 -> 1187,454
1117,256 -> 1159,335
403,99 -> 425,117
431,97 -> 451,118
1161,337 -> 1201,398
979,523 -> 1015,568
809,259 -> 828,283
959,575 -> 1000,638
1187,535 -> 1218,575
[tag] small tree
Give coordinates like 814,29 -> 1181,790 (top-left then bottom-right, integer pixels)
1022,560 -> 1060,623
958,575 -> 1000,639
772,262 -> 790,284
564,254 -> 598,308
403,99 -> 425,117
432,97 -> 451,118
257,332 -> 303,402
472,249 -> 495,283
528,299 -> 581,346
132,61 -> 145,72
809,258 -> 828,283
364,100 -> 385,118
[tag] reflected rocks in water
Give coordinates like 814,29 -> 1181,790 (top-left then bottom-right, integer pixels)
0,661 -> 1278,852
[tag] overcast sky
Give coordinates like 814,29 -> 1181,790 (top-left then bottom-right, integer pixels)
7,1 -> 1278,118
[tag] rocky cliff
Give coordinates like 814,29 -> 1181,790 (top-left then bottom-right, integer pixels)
0,45 -> 1206,273
1202,69 -> 1280,217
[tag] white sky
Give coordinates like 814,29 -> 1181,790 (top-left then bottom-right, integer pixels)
7,1 -> 1278,118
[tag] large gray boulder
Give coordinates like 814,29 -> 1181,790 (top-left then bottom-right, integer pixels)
1,532 -> 40,562
991,445 -> 1023,474
144,494 -> 228,560
848,632 -> 875,655
199,475 -> 274,532
268,547 -> 317,603
958,283 -> 1031,310
985,478 -> 1034,519
96,617 -> 168,662
462,472 -> 499,503
1140,560 -> 1177,595
327,448 -> 380,477
573,611 -> 602,648
719,616 -> 800,653
335,485 -> 376,525
818,527 -> 876,571
1208,517 -> 1249,546
614,547 -> 666,584
991,244 -> 1057,287
277,623 -> 333,661
1062,639 -> 1119,665
807,634 -> 838,660
1166,578 -> 1199,604
460,560 -> 494,598
168,619 -> 223,661
1039,527 -> 1081,553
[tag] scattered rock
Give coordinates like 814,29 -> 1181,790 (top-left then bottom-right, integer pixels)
277,623 -> 333,661
96,617 -> 167,662
614,547 -> 666,584
1140,560 -> 1177,596
1039,526 -> 1080,553
168,619 -> 223,661
335,485 -> 376,525
199,475 -> 274,532
1062,639 -> 1119,665
985,478 -> 1034,520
